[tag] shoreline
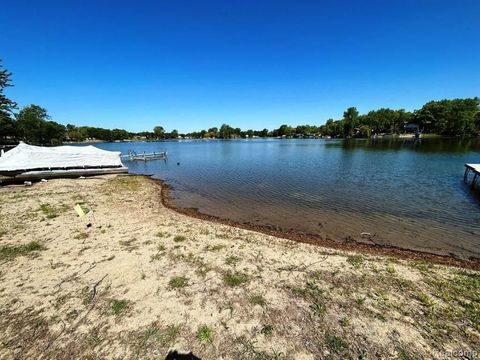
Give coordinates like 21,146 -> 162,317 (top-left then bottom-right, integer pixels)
1,174 -> 479,359
155,178 -> 480,270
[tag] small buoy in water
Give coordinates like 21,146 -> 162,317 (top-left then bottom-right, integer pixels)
177,162 -> 180,166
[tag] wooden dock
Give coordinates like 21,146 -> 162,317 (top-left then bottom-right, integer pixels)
121,151 -> 167,162
464,164 -> 480,189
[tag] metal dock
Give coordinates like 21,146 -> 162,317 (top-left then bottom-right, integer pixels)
464,163 -> 480,189
121,151 -> 167,162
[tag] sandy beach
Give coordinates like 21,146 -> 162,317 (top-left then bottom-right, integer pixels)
0,175 -> 479,359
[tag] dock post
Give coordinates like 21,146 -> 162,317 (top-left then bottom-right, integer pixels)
473,173 -> 479,189
464,167 -> 470,182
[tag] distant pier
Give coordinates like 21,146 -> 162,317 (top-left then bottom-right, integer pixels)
121,151 -> 167,162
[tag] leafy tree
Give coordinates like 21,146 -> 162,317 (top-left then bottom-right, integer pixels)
207,127 -> 218,137
0,114 -> 17,140
112,128 -> 129,141
0,60 -> 18,141
413,98 -> 479,135
274,124 -> 293,137
16,105 -> 65,145
153,126 -> 165,139
343,107 -> 358,137
0,59 -> 17,116
219,123 -> 234,138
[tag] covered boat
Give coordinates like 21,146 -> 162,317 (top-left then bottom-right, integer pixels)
0,142 -> 127,183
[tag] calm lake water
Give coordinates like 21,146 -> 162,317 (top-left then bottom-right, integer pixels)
93,138 -> 480,259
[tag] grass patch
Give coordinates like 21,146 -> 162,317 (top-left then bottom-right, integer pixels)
73,231 -> 89,240
225,255 -> 240,266
339,317 -> 350,327
309,300 -> 326,316
111,299 -> 129,315
223,271 -> 249,287
356,296 -> 366,305
169,276 -> 189,289
205,244 -> 225,251
39,203 -> 58,219
413,290 -> 434,308
260,324 -> 273,336
249,294 -> 266,307
81,286 -> 95,305
346,255 -> 364,268
0,241 -> 46,261
173,235 -> 186,243
325,334 -> 348,352
386,264 -> 396,274
119,238 -> 138,251
137,324 -> 181,353
396,346 -> 416,360
196,324 -> 213,343
156,231 -> 170,238
112,176 -> 142,191
0,228 -> 6,238
151,242 -> 166,259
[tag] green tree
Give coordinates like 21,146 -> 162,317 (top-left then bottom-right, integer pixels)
16,105 -> 65,145
413,98 -> 479,135
153,126 -> 165,139
0,114 -> 17,140
343,107 -> 359,137
219,124 -> 234,138
275,124 -> 293,137
0,60 -> 18,141
0,59 -> 17,116
207,127 -> 218,138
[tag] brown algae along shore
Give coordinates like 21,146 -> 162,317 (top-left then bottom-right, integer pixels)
0,175 -> 479,359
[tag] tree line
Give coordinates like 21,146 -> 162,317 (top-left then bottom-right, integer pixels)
1,59 -> 479,145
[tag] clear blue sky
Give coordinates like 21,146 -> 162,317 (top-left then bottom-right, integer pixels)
1,0 -> 479,133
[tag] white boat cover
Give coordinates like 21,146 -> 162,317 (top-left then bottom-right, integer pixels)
0,142 -> 125,173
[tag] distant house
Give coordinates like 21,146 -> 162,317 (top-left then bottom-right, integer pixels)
404,123 -> 420,133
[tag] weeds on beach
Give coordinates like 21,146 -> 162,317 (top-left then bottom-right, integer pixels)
225,255 -> 240,266
325,334 -> 348,352
205,244 -> 225,251
260,324 -> 273,336
196,325 -> 213,343
136,324 -> 181,354
169,276 -> 189,289
223,271 -> 249,287
347,254 -> 364,268
82,286 -> 95,305
0,241 -> 46,260
174,235 -> 186,243
39,203 -> 58,219
111,299 -> 129,315
73,231 -> 89,240
249,294 -> 266,307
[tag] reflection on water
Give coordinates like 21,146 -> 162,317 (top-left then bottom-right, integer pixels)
92,138 -> 480,259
